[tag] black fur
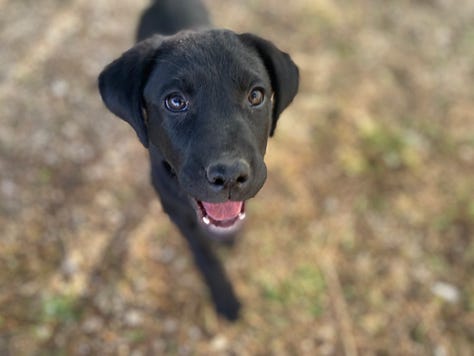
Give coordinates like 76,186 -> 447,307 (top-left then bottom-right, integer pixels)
98,0 -> 299,320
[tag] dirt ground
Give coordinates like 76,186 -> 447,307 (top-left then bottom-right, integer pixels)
1,0 -> 473,354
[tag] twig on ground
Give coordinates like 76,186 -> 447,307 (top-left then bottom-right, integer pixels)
321,253 -> 358,356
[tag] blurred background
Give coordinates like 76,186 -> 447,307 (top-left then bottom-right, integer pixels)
1,0 -> 473,354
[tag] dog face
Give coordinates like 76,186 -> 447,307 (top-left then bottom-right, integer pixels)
145,31 -> 272,201
99,29 -> 298,232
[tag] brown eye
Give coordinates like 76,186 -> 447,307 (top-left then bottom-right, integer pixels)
248,88 -> 265,106
164,93 -> 189,112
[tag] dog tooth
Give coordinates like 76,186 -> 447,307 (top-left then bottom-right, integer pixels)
202,216 -> 210,225
239,212 -> 246,220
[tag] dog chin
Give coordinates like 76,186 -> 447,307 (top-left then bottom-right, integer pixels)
193,199 -> 246,236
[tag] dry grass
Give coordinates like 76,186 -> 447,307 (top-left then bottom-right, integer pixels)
1,0 -> 473,354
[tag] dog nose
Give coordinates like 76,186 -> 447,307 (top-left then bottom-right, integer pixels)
206,159 -> 250,190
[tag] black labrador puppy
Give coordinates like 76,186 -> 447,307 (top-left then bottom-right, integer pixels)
98,0 -> 299,320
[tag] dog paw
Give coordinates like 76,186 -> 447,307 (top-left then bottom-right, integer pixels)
216,298 -> 241,321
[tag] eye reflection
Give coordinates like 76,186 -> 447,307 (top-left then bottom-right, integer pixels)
248,88 -> 265,106
164,93 -> 189,112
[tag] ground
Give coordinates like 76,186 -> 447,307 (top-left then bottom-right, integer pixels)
1,0 -> 473,354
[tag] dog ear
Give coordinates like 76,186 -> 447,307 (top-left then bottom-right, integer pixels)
239,33 -> 299,136
98,35 -> 164,147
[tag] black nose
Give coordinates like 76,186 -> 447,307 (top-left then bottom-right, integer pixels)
206,159 -> 250,190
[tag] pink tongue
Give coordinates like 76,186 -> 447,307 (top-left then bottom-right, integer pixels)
201,201 -> 243,221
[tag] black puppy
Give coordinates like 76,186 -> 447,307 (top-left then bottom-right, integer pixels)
98,0 -> 298,320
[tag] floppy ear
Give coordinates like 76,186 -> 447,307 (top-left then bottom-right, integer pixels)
239,33 -> 299,136
98,35 -> 164,147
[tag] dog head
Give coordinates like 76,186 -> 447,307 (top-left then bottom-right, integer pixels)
99,30 -> 299,232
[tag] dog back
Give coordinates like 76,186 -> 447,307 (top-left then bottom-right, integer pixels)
136,0 -> 211,41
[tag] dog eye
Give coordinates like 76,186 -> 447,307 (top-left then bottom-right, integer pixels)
164,93 -> 189,112
248,88 -> 265,106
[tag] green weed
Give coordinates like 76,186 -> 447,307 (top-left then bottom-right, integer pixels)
261,265 -> 327,317
124,329 -> 146,343
339,119 -> 423,177
41,294 -> 81,324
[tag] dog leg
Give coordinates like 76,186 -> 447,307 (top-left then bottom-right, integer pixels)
181,227 -> 241,320
150,160 -> 241,320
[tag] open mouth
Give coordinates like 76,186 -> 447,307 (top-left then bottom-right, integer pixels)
195,199 -> 246,233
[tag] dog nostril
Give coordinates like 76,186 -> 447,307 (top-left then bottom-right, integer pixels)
206,167 -> 227,187
236,174 -> 248,184
213,176 -> 225,186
